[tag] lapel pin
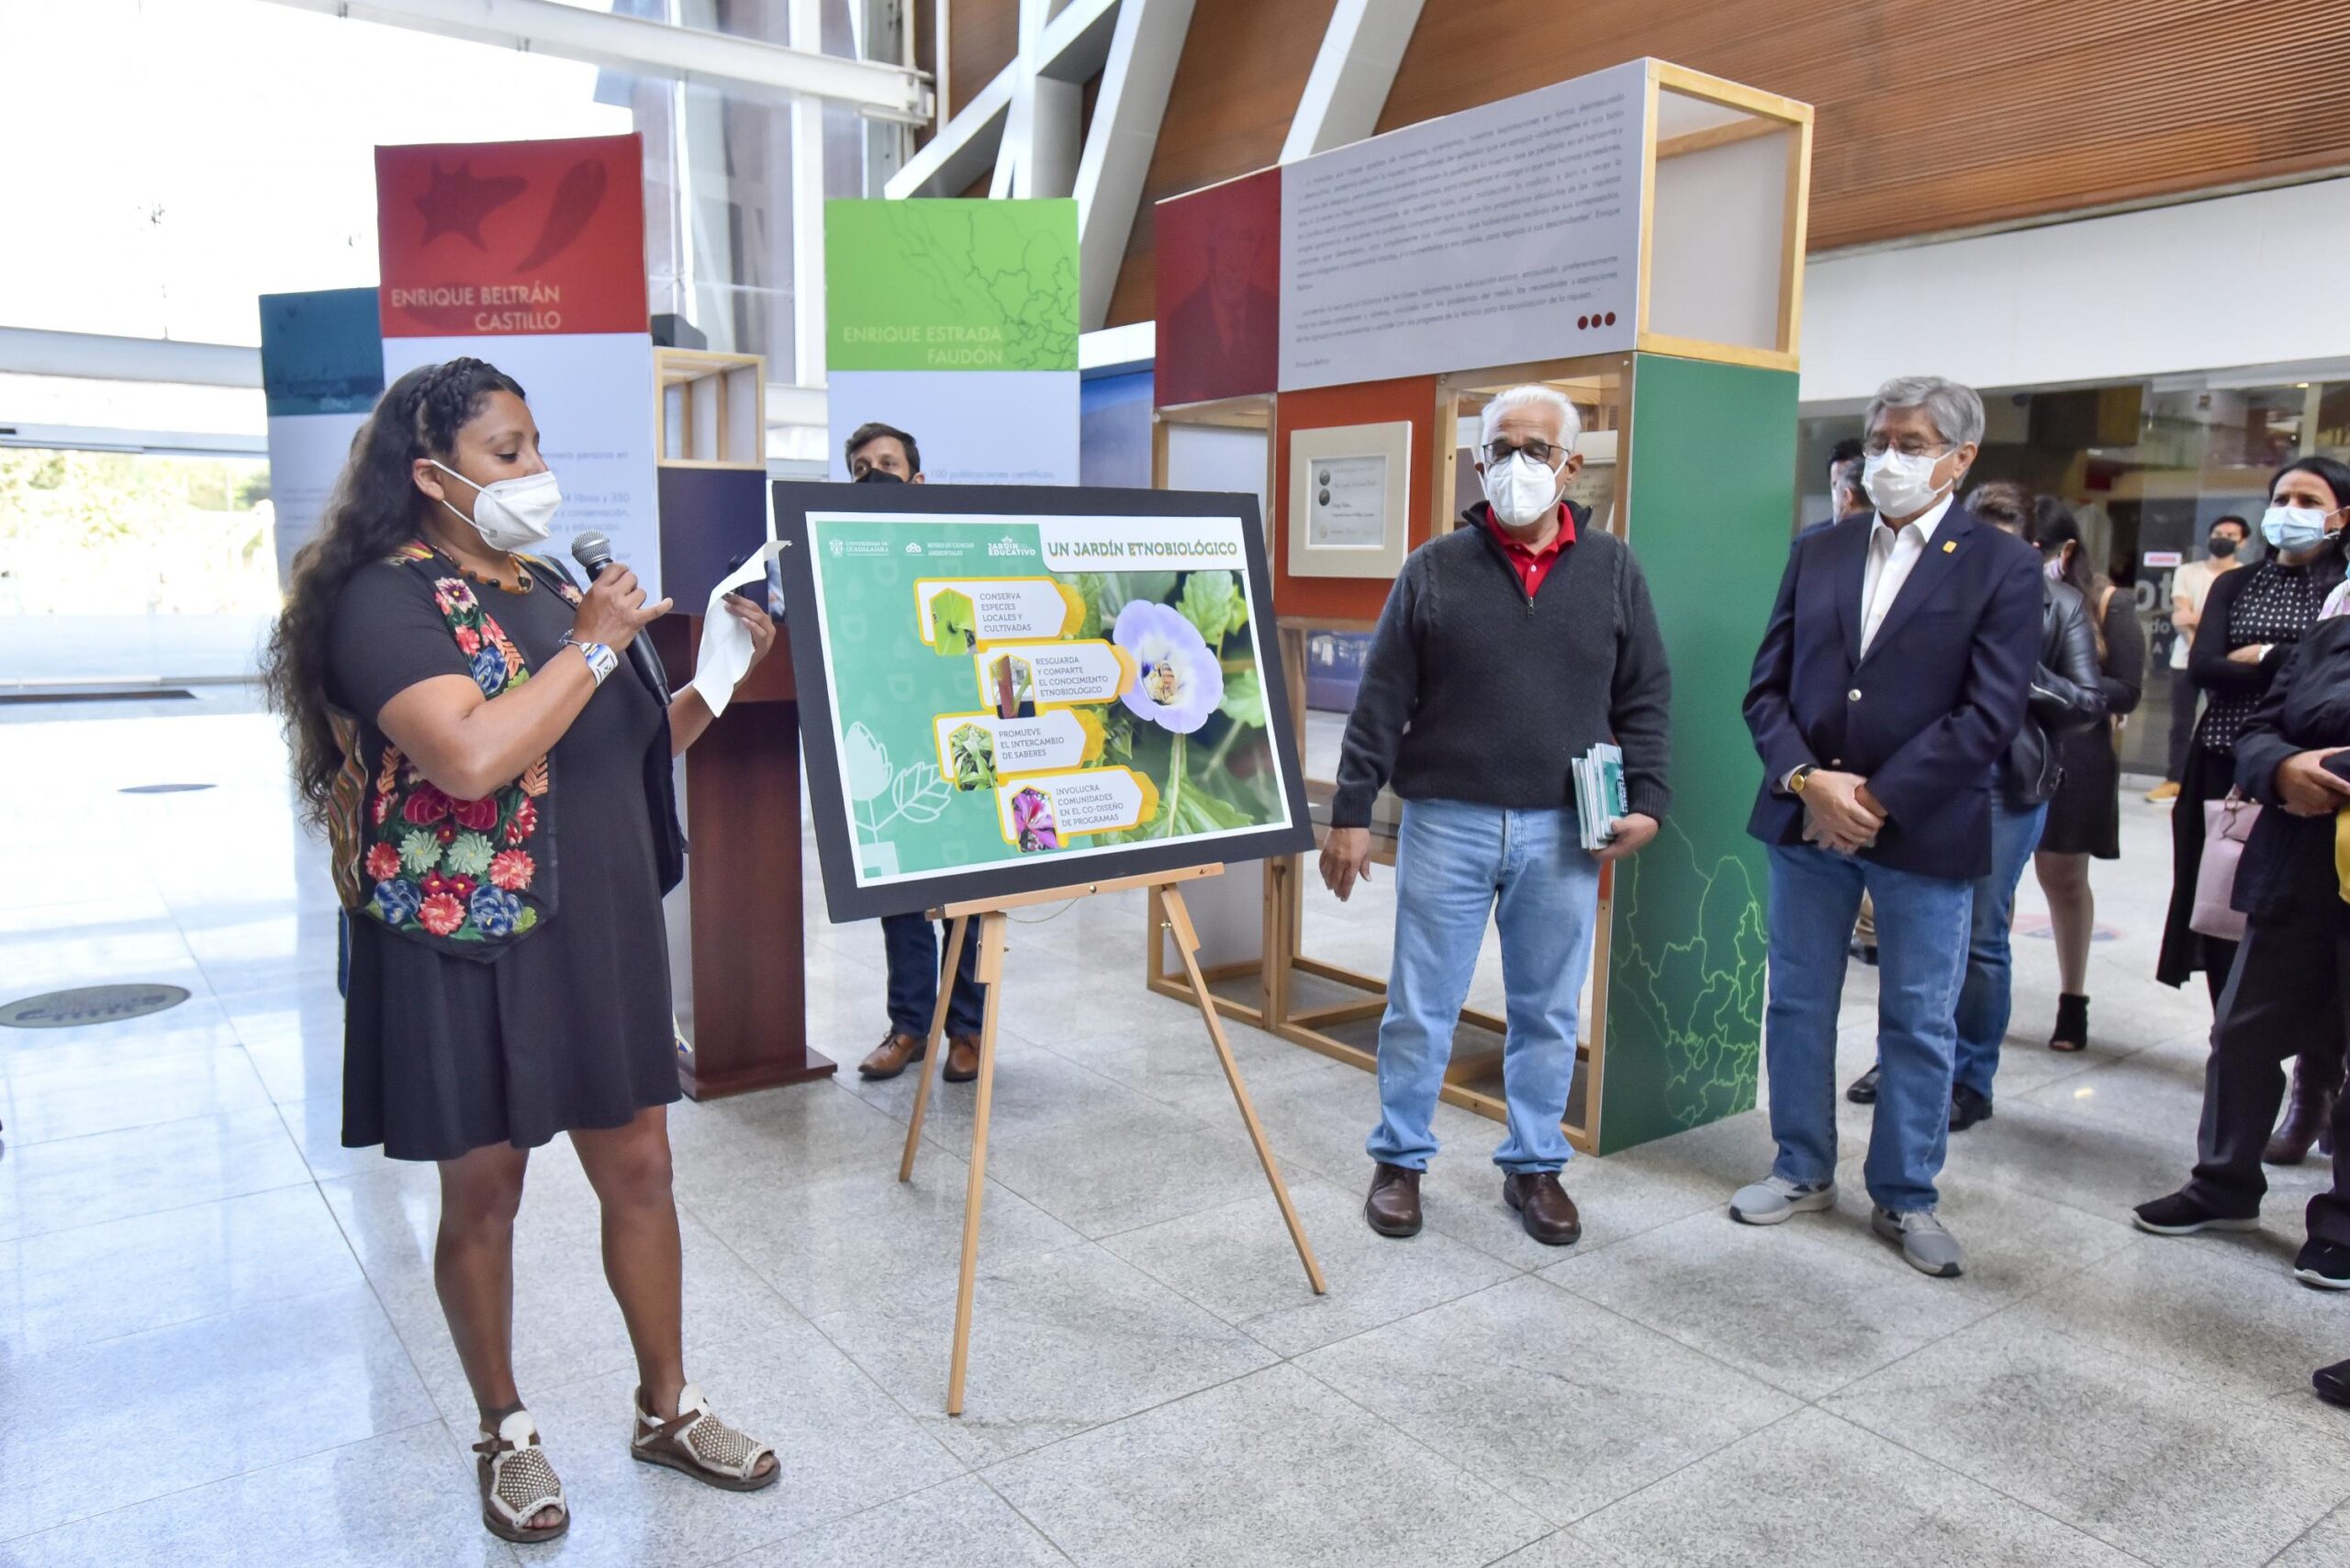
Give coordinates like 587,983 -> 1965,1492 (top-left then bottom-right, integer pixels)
1942,541 -> 1957,554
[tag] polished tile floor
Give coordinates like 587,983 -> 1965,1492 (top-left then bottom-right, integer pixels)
2,693 -> 2345,1567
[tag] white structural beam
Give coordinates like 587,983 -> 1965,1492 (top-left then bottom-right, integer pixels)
884,0 -> 1117,200
887,71 -> 1013,197
1281,0 -> 1423,162
252,0 -> 932,121
0,422 -> 269,458
1799,175 -> 2350,405
1071,0 -> 1194,329
2,328 -> 262,388
789,0 -> 831,384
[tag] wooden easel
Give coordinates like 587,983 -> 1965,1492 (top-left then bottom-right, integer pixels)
896,861 -> 1326,1416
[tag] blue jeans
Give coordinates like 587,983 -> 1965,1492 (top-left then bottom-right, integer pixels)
1953,797 -> 2048,1102
1366,800 -> 1600,1175
882,912 -> 987,1039
1765,843 -> 1972,1213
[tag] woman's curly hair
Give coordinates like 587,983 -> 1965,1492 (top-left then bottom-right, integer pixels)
261,357 -> 526,833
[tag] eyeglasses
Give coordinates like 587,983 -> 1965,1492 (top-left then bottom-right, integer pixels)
1483,439 -> 1563,466
1861,435 -> 1952,459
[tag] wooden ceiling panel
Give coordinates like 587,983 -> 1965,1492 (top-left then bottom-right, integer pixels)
935,0 -> 2350,326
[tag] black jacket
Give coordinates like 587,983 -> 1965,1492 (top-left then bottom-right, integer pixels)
1331,502 -> 1673,826
2003,579 -> 2107,806
2231,614 -> 2350,924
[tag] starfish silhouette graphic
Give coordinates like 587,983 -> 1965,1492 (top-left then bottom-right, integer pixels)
415,161 -> 526,251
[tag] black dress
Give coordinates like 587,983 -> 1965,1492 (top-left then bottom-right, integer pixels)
2157,557 -> 2335,989
327,555 -> 680,1160
2041,586 -> 2146,858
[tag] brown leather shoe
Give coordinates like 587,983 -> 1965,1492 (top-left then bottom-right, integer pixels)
857,1031 -> 925,1081
1364,1162 -> 1423,1238
942,1034 -> 981,1082
1503,1172 -> 1582,1246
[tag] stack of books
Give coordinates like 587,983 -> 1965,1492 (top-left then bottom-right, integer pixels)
1572,742 -> 1627,851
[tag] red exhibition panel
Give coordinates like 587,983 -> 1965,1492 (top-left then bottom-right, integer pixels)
1154,167 -> 1281,408
375,134 -> 647,339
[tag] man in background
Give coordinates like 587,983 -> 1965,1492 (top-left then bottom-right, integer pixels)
2150,514 -> 2249,801
1825,438 -> 1870,527
841,421 -> 990,1085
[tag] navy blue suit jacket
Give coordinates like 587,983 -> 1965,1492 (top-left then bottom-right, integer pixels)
1744,503 -> 2042,880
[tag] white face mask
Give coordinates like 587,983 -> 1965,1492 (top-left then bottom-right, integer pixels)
2262,503 -> 2334,555
431,460 -> 562,552
1482,450 -> 1565,528
1861,447 -> 1951,520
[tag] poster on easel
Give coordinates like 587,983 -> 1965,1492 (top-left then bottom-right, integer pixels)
773,483 -> 1314,922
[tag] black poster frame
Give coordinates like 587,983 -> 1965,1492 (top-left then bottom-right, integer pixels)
772,481 -> 1315,922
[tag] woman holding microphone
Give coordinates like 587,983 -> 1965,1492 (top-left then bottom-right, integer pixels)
264,357 -> 778,1542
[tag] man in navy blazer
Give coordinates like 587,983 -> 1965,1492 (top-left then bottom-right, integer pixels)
1731,375 -> 2042,1278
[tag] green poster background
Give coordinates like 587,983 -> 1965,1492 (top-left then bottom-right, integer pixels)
1597,353 -> 1796,1154
825,199 -> 1080,373
806,515 -> 1289,887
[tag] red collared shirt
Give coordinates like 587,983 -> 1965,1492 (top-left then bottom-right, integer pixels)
1482,504 -> 1576,599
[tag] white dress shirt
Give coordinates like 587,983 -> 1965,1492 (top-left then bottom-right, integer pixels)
1859,494 -> 1954,656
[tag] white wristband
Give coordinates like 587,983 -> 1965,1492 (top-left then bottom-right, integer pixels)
565,636 -> 618,686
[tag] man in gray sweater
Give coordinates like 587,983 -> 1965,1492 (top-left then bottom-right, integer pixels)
1323,384 -> 1672,1248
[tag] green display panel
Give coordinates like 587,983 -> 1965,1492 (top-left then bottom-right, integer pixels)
824,198 -> 1080,373
1596,353 -> 1796,1154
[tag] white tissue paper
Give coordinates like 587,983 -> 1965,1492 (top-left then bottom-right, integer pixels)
694,539 -> 790,720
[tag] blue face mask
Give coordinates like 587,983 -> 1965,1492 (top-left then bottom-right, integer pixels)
2262,503 -> 2335,554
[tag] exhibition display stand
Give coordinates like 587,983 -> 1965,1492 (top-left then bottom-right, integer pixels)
896,865 -> 1324,1417
773,481 -> 1320,1416
1149,59 -> 1815,1155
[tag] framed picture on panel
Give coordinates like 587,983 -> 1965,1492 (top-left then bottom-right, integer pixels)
1285,420 -> 1412,579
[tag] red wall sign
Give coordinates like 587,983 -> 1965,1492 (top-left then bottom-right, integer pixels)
375,133 -> 647,339
1155,168 -> 1281,409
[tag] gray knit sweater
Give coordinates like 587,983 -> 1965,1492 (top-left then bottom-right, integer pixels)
1329,503 -> 1673,828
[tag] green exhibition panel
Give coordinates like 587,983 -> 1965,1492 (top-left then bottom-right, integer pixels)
1595,353 -> 1797,1153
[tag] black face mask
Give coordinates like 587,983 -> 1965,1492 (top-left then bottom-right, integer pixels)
2208,536 -> 2239,559
854,467 -> 905,484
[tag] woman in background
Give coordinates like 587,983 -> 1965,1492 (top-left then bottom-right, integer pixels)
2133,459 -> 2350,1291
2031,498 -> 2144,1051
2157,457 -> 2350,1009
264,357 -> 779,1542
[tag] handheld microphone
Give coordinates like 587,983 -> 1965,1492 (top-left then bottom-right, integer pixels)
570,532 -> 671,706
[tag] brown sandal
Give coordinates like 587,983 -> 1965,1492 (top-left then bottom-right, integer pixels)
473,1409 -> 568,1543
631,1383 -> 778,1492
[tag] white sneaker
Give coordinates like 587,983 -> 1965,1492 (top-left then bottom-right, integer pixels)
1729,1174 -> 1835,1226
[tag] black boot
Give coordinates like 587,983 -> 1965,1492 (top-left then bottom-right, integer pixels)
2268,1055 -> 2343,1167
2049,993 -> 2088,1053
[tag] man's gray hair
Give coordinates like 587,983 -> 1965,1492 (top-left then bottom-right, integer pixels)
1481,384 -> 1583,449
1865,375 -> 1984,449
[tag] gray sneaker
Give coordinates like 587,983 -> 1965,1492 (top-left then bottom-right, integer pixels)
1729,1174 -> 1835,1226
1874,1205 -> 1964,1277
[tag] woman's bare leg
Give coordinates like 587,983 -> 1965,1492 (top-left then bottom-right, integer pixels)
570,1105 -> 775,1477
437,1141 -> 563,1529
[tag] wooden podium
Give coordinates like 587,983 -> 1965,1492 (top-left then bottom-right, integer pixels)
648,615 -> 834,1099
646,346 -> 834,1099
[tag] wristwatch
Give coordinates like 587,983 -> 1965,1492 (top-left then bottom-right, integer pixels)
562,635 -> 619,687
1785,765 -> 1817,796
